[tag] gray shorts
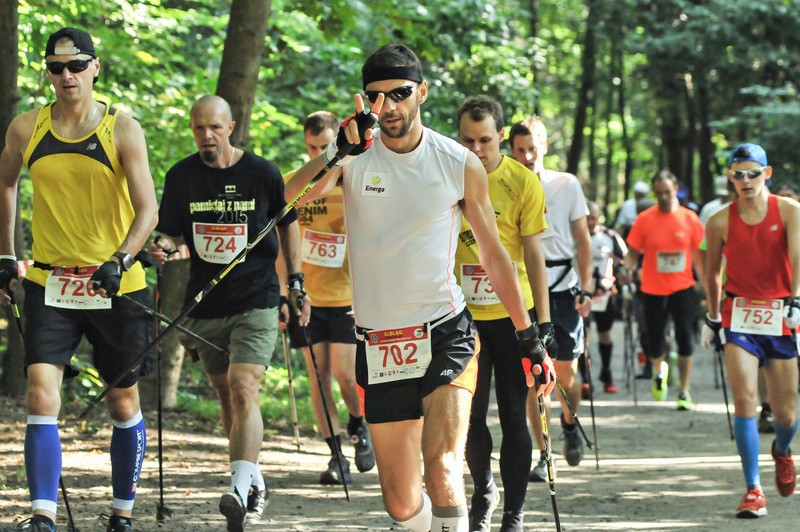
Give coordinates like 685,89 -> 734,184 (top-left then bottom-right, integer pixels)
180,307 -> 279,375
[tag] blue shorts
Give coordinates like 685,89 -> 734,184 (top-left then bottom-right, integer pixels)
539,287 -> 584,360
721,329 -> 799,368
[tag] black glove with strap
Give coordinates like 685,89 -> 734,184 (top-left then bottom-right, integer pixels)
323,109 -> 377,167
538,321 -> 558,356
90,260 -> 122,297
0,256 -> 18,295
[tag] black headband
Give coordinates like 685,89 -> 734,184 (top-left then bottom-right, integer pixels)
362,66 -> 423,89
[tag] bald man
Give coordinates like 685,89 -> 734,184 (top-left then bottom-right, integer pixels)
149,95 -> 309,532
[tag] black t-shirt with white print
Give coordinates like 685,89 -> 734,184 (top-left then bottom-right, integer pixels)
157,151 -> 297,318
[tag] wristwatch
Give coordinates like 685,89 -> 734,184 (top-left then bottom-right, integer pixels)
112,251 -> 135,271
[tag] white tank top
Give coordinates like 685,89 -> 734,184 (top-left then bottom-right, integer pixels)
343,128 -> 468,329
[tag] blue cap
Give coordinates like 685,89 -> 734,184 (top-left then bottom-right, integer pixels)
729,143 -> 767,167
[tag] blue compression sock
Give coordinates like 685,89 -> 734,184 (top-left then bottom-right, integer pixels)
734,415 -> 761,489
25,416 -> 61,515
774,418 -> 798,455
110,411 -> 146,511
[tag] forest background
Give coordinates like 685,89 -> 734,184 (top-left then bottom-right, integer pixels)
1,0 -> 799,427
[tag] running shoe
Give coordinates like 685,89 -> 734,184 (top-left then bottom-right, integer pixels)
758,408 -> 775,434
676,391 -> 693,411
735,488 -> 767,518
350,425 -> 376,473
529,453 -> 556,482
246,483 -> 269,525
4,516 -> 56,531
320,455 -> 352,485
562,422 -> 584,466
469,480 -> 499,532
581,382 -> 591,400
651,361 -> 669,401
772,440 -> 796,497
499,510 -> 524,532
219,489 -> 246,532
604,381 -> 618,394
105,515 -> 133,532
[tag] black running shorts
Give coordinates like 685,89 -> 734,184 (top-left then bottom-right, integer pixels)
355,308 -> 477,424
287,305 -> 357,348
22,279 -> 153,388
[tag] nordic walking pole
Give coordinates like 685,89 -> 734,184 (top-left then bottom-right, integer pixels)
117,292 -> 224,353
153,263 -> 172,522
582,346 -> 601,470
298,300 -> 350,501
80,109 -> 377,419
7,291 -> 77,532
716,344 -> 734,440
536,372 -> 561,532
279,327 -> 301,451
555,380 -> 594,450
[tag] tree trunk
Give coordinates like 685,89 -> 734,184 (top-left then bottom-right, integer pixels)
696,75 -> 715,203
216,0 -> 272,148
566,0 -> 598,176
681,73 -> 697,200
1,1 -> 25,399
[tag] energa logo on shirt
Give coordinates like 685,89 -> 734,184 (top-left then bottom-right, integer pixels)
362,172 -> 390,196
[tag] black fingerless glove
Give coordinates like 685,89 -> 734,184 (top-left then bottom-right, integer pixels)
0,256 -> 18,292
538,321 -> 558,354
288,272 -> 306,309
515,323 -> 546,368
90,260 -> 122,296
323,110 -> 378,167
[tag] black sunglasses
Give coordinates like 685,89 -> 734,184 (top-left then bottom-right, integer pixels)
364,83 -> 417,105
730,166 -> 767,181
46,58 -> 93,75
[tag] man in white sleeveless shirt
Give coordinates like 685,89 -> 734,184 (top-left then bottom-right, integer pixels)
286,44 -> 556,532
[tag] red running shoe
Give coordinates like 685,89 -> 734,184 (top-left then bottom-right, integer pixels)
604,382 -> 618,394
772,440 -> 796,497
735,488 -> 767,518
581,382 -> 590,400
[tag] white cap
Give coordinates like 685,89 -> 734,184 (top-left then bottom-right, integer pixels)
633,181 -> 650,194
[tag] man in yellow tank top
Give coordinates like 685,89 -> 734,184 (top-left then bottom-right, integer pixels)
0,27 -> 158,532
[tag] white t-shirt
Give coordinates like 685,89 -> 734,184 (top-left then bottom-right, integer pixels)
342,128 -> 468,330
539,170 -> 590,292
615,198 -> 638,229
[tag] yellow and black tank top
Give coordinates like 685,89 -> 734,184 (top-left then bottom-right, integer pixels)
22,101 -> 145,292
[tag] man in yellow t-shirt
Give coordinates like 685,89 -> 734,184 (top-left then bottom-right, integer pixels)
454,95 -> 552,532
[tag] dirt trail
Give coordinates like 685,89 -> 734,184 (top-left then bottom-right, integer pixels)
1,320 -> 797,531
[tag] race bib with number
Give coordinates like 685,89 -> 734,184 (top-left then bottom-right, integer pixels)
192,223 -> 247,264
301,229 -> 346,268
365,325 -> 432,385
730,297 -> 783,336
656,251 -> 686,273
461,264 -> 500,305
44,265 -> 111,310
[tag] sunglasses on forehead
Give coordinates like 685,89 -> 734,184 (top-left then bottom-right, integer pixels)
730,166 -> 767,180
45,58 -> 93,75
364,83 -> 417,105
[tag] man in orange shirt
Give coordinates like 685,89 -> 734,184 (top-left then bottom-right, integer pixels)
625,170 -> 704,410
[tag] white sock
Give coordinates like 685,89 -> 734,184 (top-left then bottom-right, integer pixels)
252,462 -> 265,490
396,491 -> 432,532
431,504 -> 468,532
230,460 -> 258,503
